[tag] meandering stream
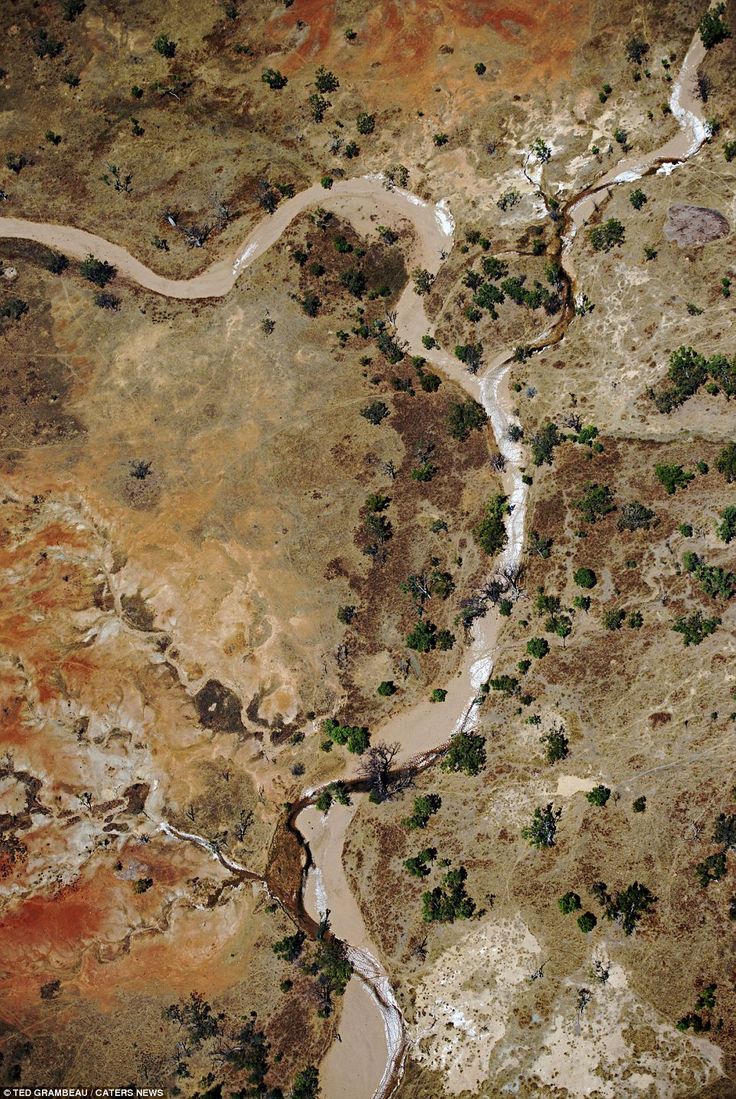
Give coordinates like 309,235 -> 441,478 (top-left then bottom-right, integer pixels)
0,18 -> 710,1095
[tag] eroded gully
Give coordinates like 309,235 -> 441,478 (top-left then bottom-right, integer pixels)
0,21 -> 709,1096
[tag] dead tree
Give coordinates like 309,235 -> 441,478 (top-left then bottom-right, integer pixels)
182,223 -> 211,248
358,741 -> 400,802
235,810 -> 254,842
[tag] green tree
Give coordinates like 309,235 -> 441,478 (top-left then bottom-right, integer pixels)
672,611 -> 720,646
696,851 -> 727,886
272,930 -> 305,962
699,3 -> 730,49
527,637 -> 549,659
454,342 -> 484,373
356,112 -> 375,134
558,891 -> 581,914
447,399 -> 487,440
473,495 -> 509,555
314,65 -> 339,92
1,298 -> 28,320
315,789 -> 333,813
629,188 -> 647,209
716,443 -> 736,482
589,219 -> 625,251
713,813 -> 736,849
586,785 -> 611,807
377,680 -> 395,696
522,803 -> 561,848
574,567 -> 597,589
440,731 -> 486,776
574,482 -> 615,523
153,33 -> 177,57
541,727 -> 569,763
291,1065 -> 320,1099
633,796 -> 647,813
422,866 -> 476,922
531,422 -> 562,466
403,794 -> 442,830
322,718 -> 370,754
577,912 -> 597,933
406,619 -> 436,652
617,501 -> 656,531
655,464 -> 694,495
412,267 -> 434,295
80,255 -> 117,287
361,400 -> 389,425
431,688 -> 448,702
404,847 -> 437,877
262,68 -> 288,89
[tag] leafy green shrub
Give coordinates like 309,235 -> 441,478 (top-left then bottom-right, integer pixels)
629,188 -> 647,209
377,680 -> 395,696
356,112 -> 375,134
577,912 -> 597,933
314,65 -> 339,92
633,796 -> 647,813
574,567 -> 596,589
430,688 -> 448,703
602,608 -> 626,631
531,422 -> 562,466
526,637 -> 549,659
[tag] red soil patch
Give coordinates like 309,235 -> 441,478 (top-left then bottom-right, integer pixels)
277,0 -> 590,95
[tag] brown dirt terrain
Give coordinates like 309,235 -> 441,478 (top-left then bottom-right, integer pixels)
1,0 -> 736,1095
